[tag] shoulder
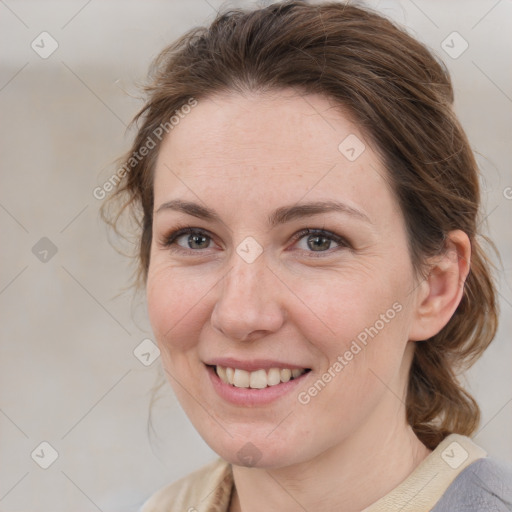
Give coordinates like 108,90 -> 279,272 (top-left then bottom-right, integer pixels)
140,458 -> 233,512
432,456 -> 512,511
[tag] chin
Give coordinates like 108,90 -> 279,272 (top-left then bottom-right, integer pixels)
200,428 -> 313,469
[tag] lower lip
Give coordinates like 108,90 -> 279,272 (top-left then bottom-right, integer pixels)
206,365 -> 310,406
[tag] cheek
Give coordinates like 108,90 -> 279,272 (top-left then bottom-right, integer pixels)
146,262 -> 213,353
289,266 -> 406,345
288,264 -> 413,403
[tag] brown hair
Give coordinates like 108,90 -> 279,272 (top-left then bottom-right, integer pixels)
102,0 -> 499,450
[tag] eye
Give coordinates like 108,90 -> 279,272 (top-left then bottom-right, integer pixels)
159,225 -> 351,257
291,228 -> 350,257
160,226 -> 215,253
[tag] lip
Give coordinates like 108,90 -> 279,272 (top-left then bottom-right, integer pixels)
204,357 -> 310,372
205,364 -> 311,406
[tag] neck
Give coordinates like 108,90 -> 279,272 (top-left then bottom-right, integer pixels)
229,411 -> 431,512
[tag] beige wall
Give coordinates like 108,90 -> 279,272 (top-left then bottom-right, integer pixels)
1,1 -> 511,510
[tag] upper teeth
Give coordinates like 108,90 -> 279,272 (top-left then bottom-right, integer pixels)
216,366 -> 307,388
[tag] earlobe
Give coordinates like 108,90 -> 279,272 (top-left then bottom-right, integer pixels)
408,230 -> 471,342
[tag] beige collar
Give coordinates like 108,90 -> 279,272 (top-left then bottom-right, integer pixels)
363,433 -> 487,511
142,433 -> 486,512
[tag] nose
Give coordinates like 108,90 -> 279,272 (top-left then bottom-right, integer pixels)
210,251 -> 286,342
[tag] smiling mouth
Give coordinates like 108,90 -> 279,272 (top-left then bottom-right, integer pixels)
208,365 -> 311,389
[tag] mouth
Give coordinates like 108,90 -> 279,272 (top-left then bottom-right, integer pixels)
207,364 -> 312,389
204,357 -> 313,406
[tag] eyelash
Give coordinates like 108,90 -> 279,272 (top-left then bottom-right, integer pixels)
158,224 -> 351,258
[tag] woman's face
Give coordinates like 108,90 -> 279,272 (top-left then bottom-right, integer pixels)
147,90 -> 423,468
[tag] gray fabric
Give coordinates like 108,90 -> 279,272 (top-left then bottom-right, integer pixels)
431,457 -> 512,511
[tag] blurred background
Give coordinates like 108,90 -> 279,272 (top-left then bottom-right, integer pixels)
1,0 -> 511,510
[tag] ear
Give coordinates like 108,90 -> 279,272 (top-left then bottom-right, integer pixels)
408,230 -> 471,342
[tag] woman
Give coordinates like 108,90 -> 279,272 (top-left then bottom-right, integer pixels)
103,1 -> 512,510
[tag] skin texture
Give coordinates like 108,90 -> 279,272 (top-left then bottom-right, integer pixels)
146,89 -> 470,511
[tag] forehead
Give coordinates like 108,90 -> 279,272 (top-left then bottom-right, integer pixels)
153,90 -> 394,220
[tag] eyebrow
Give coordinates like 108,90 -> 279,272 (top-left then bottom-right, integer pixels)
155,199 -> 371,227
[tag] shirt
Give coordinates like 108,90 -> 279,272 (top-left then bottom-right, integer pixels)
141,433 -> 512,511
